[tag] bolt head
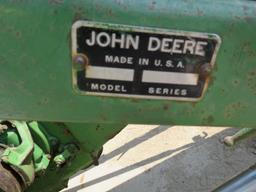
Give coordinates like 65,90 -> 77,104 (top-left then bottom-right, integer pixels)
73,54 -> 88,71
200,63 -> 212,78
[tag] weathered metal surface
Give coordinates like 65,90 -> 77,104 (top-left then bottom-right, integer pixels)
0,0 -> 254,127
0,1 -> 255,191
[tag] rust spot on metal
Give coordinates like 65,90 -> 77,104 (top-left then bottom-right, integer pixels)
196,8 -> 204,16
38,97 -> 49,106
114,0 -> 128,9
107,9 -> 113,16
224,112 -> 231,119
49,0 -> 64,5
200,109 -> 206,115
96,124 -> 100,131
224,102 -> 247,119
242,42 -> 256,57
190,102 -> 197,108
202,115 -> 214,124
226,23 -> 236,37
51,9 -> 58,15
73,6 -> 86,20
63,128 -> 72,136
244,16 -> 253,23
202,61 -> 218,92
183,108 -> 193,117
54,123 -> 73,136
247,69 -> 256,95
15,31 -> 21,39
100,114 -> 107,121
249,71 -> 256,76
206,75 -> 216,88
194,61 -> 216,94
232,79 -> 239,86
131,98 -> 139,103
163,104 -> 169,111
200,63 -> 213,79
138,108 -> 143,112
233,102 -> 241,109
148,1 -> 156,10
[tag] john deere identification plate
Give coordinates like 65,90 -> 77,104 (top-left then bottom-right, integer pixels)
72,21 -> 221,101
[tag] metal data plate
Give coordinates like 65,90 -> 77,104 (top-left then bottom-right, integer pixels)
71,21 -> 221,101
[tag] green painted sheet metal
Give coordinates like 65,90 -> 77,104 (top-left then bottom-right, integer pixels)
0,1 -> 256,191
0,0 -> 255,128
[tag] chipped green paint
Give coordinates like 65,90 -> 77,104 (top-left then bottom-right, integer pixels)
0,0 -> 255,191
0,0 -> 255,127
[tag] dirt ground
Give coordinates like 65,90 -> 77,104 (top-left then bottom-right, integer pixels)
63,125 -> 256,192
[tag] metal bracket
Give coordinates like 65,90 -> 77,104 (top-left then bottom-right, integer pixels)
53,144 -> 79,166
0,121 -> 35,187
1,121 -> 34,166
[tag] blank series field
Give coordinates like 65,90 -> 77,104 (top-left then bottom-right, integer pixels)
142,70 -> 199,85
